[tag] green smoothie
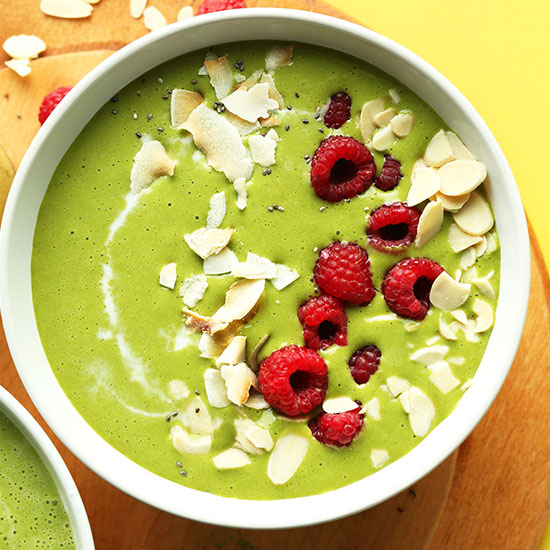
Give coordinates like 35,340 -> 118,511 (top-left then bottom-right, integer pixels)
31,42 -> 499,499
0,411 -> 75,548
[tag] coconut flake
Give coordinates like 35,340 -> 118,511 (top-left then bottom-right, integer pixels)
213,448 -> 250,469
5,59 -> 31,77
223,83 -> 279,123
198,50 -> 218,76
231,253 -> 277,280
428,361 -> 460,394
268,432 -> 308,485
260,72 -> 284,109
171,89 -> 203,127
233,418 -> 263,455
473,298 -> 494,333
322,397 -> 358,414
407,387 -> 436,437
415,200 -> 444,248
130,0 -> 147,18
389,89 -> 401,103
390,112 -> 415,137
159,262 -> 177,289
424,130 -> 454,167
181,397 -> 214,436
183,309 -> 228,335
233,177 -> 248,210
177,5 -> 194,20
180,274 -> 208,308
203,247 -> 239,275
271,264 -> 299,290
360,98 -> 385,143
213,279 -> 265,323
452,191 -> 494,236
3,35 -> 46,60
371,449 -> 390,468
40,0 -> 93,18
205,191 -> 226,229
265,45 -> 293,71
221,363 -> 257,406
130,140 -> 175,194
205,56 -> 233,100
410,345 -> 449,366
226,112 -> 262,136
184,227 -> 234,259
171,426 -> 211,455
216,335 -> 247,367
204,369 -> 230,408
408,163 -> 440,206
386,376 -> 411,397
430,271 -> 471,311
448,223 -> 483,253
168,379 -> 190,400
248,134 -> 277,167
143,6 -> 167,30
361,397 -> 381,420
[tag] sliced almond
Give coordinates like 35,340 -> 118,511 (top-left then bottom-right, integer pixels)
233,177 -> 248,210
407,387 -> 436,437
407,165 -> 440,206
439,316 -> 457,340
322,397 -> 358,414
213,448 -> 250,469
260,73 -> 284,109
373,108 -> 396,128
5,59 -> 31,77
485,232 -> 498,254
205,56 -> 233,100
171,89 -> 203,127
428,361 -> 459,394
461,378 -> 473,391
386,376 -> 411,397
474,235 -> 487,258
452,191 -> 494,236
233,418 -> 263,455
424,129 -> 454,168
359,98 -> 385,143
180,274 -> 208,308
463,319 -> 481,343
177,5 -> 193,20
448,223 -> 483,252
399,391 -> 410,413
221,363 -> 257,406
204,368 -> 230,408
3,35 -> 46,60
446,132 -> 476,160
168,379 -> 190,400
159,262 -> 177,289
206,191 -> 226,229
40,0 -> 93,18
223,83 -> 279,123
430,271 -> 470,310
248,134 -> 277,167
271,264 -> 299,290
183,309 -> 228,335
473,277 -> 496,300
427,335 -> 441,346
184,227 -> 234,259
143,6 -> 167,30
449,356 -> 465,365
473,298 -> 494,333
390,112 -> 415,138
246,424 -> 274,452
434,191 -> 470,212
461,266 -> 479,283
231,253 -> 277,280
216,335 -> 247,367
130,0 -> 147,18
388,89 -> 401,104
415,200 -> 444,248
265,45 -> 293,71
370,449 -> 390,469
181,397 -> 214,436
181,104 -> 253,182
203,247 -> 239,275
130,140 -> 175,194
267,432 -> 309,485
244,390 -> 270,410
213,279 -> 265,323
371,125 -> 395,151
171,426 -> 211,456
459,247 -> 477,270
450,309 -> 468,326
360,397 -> 380,420
438,159 -> 487,197
410,345 -> 449,366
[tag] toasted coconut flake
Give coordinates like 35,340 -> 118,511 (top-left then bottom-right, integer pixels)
199,321 -> 243,359
247,424 -> 274,451
390,112 -> 415,137
198,50 -> 218,76
430,271 -> 471,310
268,432 -> 309,485
130,140 -> 175,194
372,125 -> 396,151
446,132 -> 476,160
223,83 -> 279,123
259,116 -> 280,128
452,191 -> 494,236
159,262 -> 177,289
171,426 -> 211,456
407,387 -> 435,437
244,391 -> 270,410
182,104 -> 253,182
360,97 -> 385,144
234,177 -> 248,210
260,72 -> 284,109
236,69 -> 263,91
408,163 -> 440,206
360,397 -> 380,420
265,45 -> 294,71
428,361 -> 459,394
322,397 -> 358,414
183,309 -> 228,335
206,191 -> 226,229
181,397 -> 214,436
5,59 -> 31,77
143,6 -> 167,30
248,134 -> 277,167
216,335 -> 247,367
473,298 -> 494,333
184,227 -> 234,259
410,345 -> 449,366
40,0 -> 93,18
205,56 -> 233,100
221,363 -> 257,406
388,89 -> 401,104
415,200 -> 444,248
203,247 -> 238,275
424,129 -> 454,167
171,89 -> 203,127
386,376 -> 411,397
473,277 -> 496,300
271,264 -> 299,290
371,449 -> 390,468
439,317 -> 457,341
213,448 -> 250,469
130,0 -> 147,18
226,112 -> 262,136
438,159 -> 487,197
180,274 -> 208,308
177,5 -> 193,20
435,191 -> 470,212
231,253 -> 277,280
373,108 -> 397,128
203,369 -> 230,408
213,279 -> 265,323
448,223 -> 483,253
168,379 -> 190,400
3,35 -> 46,60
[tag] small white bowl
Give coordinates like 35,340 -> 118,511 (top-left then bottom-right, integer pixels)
0,386 -> 94,548
0,9 -> 529,529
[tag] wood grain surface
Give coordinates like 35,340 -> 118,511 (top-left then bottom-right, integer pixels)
0,1 -> 549,549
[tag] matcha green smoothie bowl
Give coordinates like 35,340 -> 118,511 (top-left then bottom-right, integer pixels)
0,386 -> 93,548
0,10 -> 529,528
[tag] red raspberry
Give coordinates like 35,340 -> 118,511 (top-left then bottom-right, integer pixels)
366,202 -> 420,254
258,345 -> 328,417
375,155 -> 402,191
381,258 -> 444,320
309,405 -> 364,447
348,345 -> 381,384
196,0 -> 246,14
38,86 -> 73,125
314,241 -> 376,306
298,295 -> 347,351
324,92 -> 351,129
310,136 -> 376,202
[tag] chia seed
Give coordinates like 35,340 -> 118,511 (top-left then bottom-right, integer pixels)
304,155 -> 310,160
191,79 -> 197,85
157,126 -> 164,132
318,128 -> 324,133
132,112 -> 138,120
302,118 -> 309,124
194,389 -> 200,395
165,415 -> 171,422
213,101 -> 226,114
267,206 -> 274,212
295,92 -> 300,98
111,110 -> 117,115
172,411 -> 178,417
147,113 -> 153,121
180,470 -> 187,477
313,246 -> 319,252
278,206 -> 285,212
344,198 -> 351,203
234,60 -> 245,71
286,105 -> 292,110
285,124 -> 290,131
162,94 -> 169,100
314,113 -> 320,120
157,77 -> 164,84
176,461 -> 183,468
135,132 -> 142,138
110,96 -> 118,103
195,408 -> 200,413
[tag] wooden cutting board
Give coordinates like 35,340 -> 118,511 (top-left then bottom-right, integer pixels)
0,2 -> 549,549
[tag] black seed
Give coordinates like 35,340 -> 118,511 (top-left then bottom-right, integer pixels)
176,461 -> 183,468
194,389 -> 200,395
285,124 -> 290,131
286,105 -> 292,110
136,132 -> 142,138
295,92 -> 300,98
302,118 -> 309,124
157,127 -> 164,132
162,94 -> 169,100
111,110 -> 117,115
180,470 -> 187,477
191,79 -> 197,85
110,96 -> 118,103
147,113 -> 153,121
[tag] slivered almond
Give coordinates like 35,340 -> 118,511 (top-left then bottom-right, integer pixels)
246,424 -> 274,452
390,112 -> 415,137
267,432 -> 309,485
223,83 -> 279,123
446,132 -> 476,160
408,164 -> 440,206
213,279 -> 265,323
486,232 -> 498,254
424,130 -> 454,167
40,0 -> 93,18
248,134 -> 277,167
171,426 -> 211,455
222,364 -> 257,406
371,125 -> 395,151
407,387 -> 435,437
322,397 -> 358,414
181,397 -> 214,436
143,6 -> 167,30
428,361 -> 459,394
473,277 -> 496,300
472,298 -> 493,332
177,5 -> 193,20
360,98 -> 385,143
452,191 -> 494,236
459,247 -> 477,270
389,89 -> 401,103
203,247 -> 238,275
171,89 -> 203,127
448,223 -> 483,252
430,271 -> 470,310
159,262 -> 177,289
371,449 -> 390,468
415,200 -> 444,248
3,35 -> 46,60
204,369 -> 230,408
205,56 -> 233,100
183,309 -> 228,335
206,191 -> 226,229
265,45 -> 293,71
5,59 -> 31,77
451,309 -> 468,326
438,159 -> 487,196
439,317 -> 457,340
373,108 -> 396,128
386,376 -> 411,397
130,0 -> 147,18
213,448 -> 250,469
180,274 -> 208,308
434,191 -> 470,212
184,227 -> 234,259
410,345 -> 449,366
130,140 -> 175,194
216,335 -> 247,367
260,73 -> 284,109
361,397 -> 380,420
233,177 -> 248,210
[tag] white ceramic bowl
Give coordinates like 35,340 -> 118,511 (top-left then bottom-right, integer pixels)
0,9 -> 530,529
0,386 -> 94,548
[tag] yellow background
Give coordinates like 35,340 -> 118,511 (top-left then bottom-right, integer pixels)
325,0 -> 549,265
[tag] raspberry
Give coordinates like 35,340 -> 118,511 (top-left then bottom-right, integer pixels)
375,155 -> 402,191
324,92 -> 352,129
314,241 -> 376,306
310,136 -> 376,202
38,86 -> 73,125
298,295 -> 347,351
348,345 -> 381,384
196,0 -> 246,14
309,405 -> 364,447
381,258 -> 444,320
258,345 -> 328,417
366,202 -> 420,254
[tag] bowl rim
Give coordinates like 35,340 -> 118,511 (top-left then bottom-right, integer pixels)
0,385 -> 94,548
0,8 -> 530,529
